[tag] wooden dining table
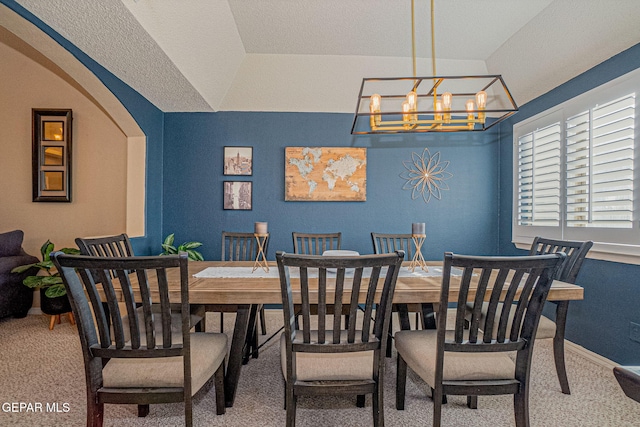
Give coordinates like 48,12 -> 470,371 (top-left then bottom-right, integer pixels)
138,260 -> 585,408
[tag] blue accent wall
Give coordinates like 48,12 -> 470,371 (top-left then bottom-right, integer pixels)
8,0 -> 640,363
498,43 -> 640,364
1,0 -> 165,255
163,112 -> 502,261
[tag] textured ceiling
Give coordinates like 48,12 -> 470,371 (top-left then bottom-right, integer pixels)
7,0 -> 640,113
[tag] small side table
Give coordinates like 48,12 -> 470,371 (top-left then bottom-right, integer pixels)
408,234 -> 428,272
253,233 -> 269,273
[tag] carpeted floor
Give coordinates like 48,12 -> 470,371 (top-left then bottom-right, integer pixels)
1,311 -> 639,426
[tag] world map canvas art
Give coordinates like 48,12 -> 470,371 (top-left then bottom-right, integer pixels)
285,147 -> 367,201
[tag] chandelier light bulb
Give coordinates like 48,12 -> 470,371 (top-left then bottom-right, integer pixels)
475,90 -> 487,109
434,99 -> 443,121
466,99 -> 476,129
442,92 -> 452,110
406,91 -> 418,111
402,100 -> 412,127
465,99 -> 475,112
370,93 -> 381,112
369,93 -> 382,127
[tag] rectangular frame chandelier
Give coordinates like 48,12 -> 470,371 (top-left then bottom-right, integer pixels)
351,0 -> 518,135
351,74 -> 519,134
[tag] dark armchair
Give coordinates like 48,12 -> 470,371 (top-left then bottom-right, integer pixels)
0,230 -> 39,319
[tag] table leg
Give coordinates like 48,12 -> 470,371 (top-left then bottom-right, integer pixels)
224,304 -> 251,407
397,304 -> 411,330
243,304 -> 259,364
421,303 -> 436,329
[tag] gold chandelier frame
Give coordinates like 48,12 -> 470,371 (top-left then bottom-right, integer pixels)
351,0 -> 518,134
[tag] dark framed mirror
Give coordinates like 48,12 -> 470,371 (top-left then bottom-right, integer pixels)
32,109 -> 72,202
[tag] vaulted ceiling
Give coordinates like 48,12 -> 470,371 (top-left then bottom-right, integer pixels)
7,0 -> 640,113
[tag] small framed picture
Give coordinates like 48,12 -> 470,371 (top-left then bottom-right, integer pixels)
223,181 -> 252,210
224,146 -> 253,176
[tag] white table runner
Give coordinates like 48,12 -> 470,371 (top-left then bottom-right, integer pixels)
194,266 -> 449,279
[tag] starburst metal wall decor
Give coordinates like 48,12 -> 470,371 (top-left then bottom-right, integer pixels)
400,148 -> 452,204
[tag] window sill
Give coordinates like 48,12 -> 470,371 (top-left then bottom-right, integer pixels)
513,239 -> 640,266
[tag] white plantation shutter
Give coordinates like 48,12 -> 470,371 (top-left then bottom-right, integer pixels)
590,95 -> 635,227
513,67 -> 640,259
565,95 -> 635,228
565,111 -> 590,226
517,133 -> 534,225
517,124 -> 561,226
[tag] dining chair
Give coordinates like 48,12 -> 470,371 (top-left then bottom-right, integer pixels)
293,231 -> 352,332
52,252 -> 227,427
465,236 -> 593,395
526,237 -> 593,394
395,252 -> 565,427
276,250 -> 404,427
76,234 -> 207,332
203,231 -> 269,363
75,233 -> 135,258
371,232 -> 436,357
292,231 -> 342,255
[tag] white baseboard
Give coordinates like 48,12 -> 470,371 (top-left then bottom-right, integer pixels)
28,307 -> 43,315
565,340 -> 617,370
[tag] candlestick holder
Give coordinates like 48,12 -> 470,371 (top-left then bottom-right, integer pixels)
408,233 -> 428,272
253,233 -> 269,273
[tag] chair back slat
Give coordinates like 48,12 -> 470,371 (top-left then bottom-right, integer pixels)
222,231 -> 269,261
529,237 -> 593,283
440,253 -> 565,355
277,251 -> 404,351
79,270 -> 117,350
332,268 -> 346,344
347,267 -> 365,341
292,232 -> 342,255
52,253 -> 189,360
371,232 -> 418,258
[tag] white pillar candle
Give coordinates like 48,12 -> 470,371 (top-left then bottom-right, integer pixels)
412,222 -> 425,235
255,222 -> 268,234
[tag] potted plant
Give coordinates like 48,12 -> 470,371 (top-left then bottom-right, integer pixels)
11,240 -> 80,315
160,233 -> 204,261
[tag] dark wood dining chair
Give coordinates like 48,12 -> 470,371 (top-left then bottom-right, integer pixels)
526,237 -> 593,394
292,231 -> 342,255
75,233 -> 134,258
203,231 -> 269,363
395,252 -> 565,427
467,237 -> 592,395
371,232 -> 436,357
293,231 -> 353,336
52,252 -> 227,427
76,233 -> 207,331
276,250 -> 404,427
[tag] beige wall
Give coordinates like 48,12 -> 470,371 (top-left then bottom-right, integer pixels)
0,39 -> 128,257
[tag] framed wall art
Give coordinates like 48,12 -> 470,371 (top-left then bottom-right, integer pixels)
223,181 -> 252,210
285,147 -> 367,201
224,146 -> 253,176
32,109 -> 72,202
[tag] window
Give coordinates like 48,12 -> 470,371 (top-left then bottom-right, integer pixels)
513,68 -> 640,261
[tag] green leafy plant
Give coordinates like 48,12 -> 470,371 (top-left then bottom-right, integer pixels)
11,240 -> 80,298
160,233 -> 204,261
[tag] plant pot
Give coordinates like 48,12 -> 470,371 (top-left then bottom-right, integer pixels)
39,288 -> 71,315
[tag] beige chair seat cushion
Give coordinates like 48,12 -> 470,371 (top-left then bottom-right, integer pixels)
102,332 -> 227,394
395,329 -> 515,388
280,331 -> 374,381
465,302 -> 556,339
